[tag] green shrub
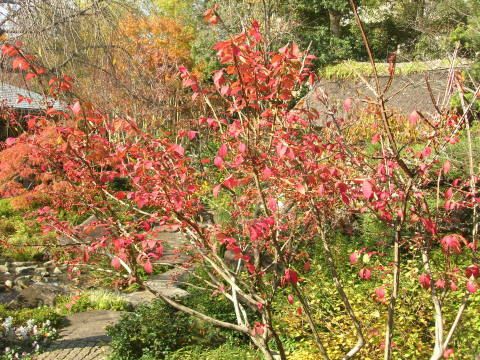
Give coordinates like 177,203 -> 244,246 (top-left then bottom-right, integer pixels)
165,343 -> 259,360
108,284 -> 252,360
107,300 -> 193,360
0,199 -> 50,261
56,290 -> 131,314
0,305 -> 64,328
0,198 -> 14,217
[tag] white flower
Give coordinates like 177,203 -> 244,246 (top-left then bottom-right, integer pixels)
26,319 -> 35,328
2,316 -> 13,330
18,325 -> 29,339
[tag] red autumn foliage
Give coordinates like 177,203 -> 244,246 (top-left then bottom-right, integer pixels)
0,8 -> 478,359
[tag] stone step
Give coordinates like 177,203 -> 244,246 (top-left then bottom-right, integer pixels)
143,282 -> 188,299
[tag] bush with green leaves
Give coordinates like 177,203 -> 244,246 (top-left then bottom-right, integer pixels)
165,343 -> 259,360
0,306 -> 60,360
56,290 -> 131,315
0,199 -> 47,261
0,305 -> 63,329
107,300 -> 193,360
107,285 -> 253,360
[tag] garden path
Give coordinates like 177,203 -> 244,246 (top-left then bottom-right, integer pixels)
35,310 -> 121,360
34,229 -> 190,360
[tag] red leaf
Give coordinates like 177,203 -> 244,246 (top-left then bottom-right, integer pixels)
218,143 -> 228,158
213,70 -> 224,88
362,180 -> 373,200
12,57 -> 29,71
262,167 -> 273,179
1,44 -> 18,57
445,188 -> 453,200
5,137 -> 16,146
442,160 -> 451,174
253,322 -> 265,336
359,268 -> 371,280
435,279 -> 446,289
287,294 -> 294,304
284,268 -> 298,285
214,156 -> 224,168
203,6 -> 219,25
173,144 -> 185,156
349,252 -> 359,265
443,348 -> 454,359
303,261 -> 311,272
343,98 -> 353,112
213,184 -> 222,198
440,234 -> 464,254
25,73 -> 37,81
419,274 -> 431,289
71,101 -> 81,115
374,287 -> 386,302
296,183 -> 306,195
267,197 -> 277,212
223,175 -> 237,189
111,257 -> 121,270
187,131 -> 198,140
409,110 -> 419,126
144,261 -> 153,274
276,143 -> 287,158
27,118 -> 36,130
116,191 -> 126,200
466,264 -> 479,279
466,280 -> 477,294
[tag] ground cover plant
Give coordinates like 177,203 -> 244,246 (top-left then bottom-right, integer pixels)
0,306 -> 60,360
0,1 -> 479,360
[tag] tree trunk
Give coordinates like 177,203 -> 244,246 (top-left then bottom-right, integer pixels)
328,10 -> 342,38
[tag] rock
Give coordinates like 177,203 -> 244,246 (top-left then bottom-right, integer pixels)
4,280 -> 13,288
41,271 -> 50,277
53,267 -> 62,274
11,261 -> 36,267
15,276 -> 33,289
144,279 -> 189,299
32,275 -> 43,282
15,266 -> 37,275
11,283 -> 66,309
43,260 -> 55,267
121,291 -> 157,308
0,264 -> 8,273
35,267 -> 47,274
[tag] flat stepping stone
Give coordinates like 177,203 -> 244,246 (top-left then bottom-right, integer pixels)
121,290 -> 158,307
35,310 -> 123,360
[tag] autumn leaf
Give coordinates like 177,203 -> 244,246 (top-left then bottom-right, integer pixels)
466,264 -> 479,279
442,160 -> 451,174
358,268 -> 371,280
419,274 -> 431,289
144,260 -> 153,274
408,110 -> 419,126
71,101 -> 81,115
111,257 -> 121,270
440,234 -> 464,254
362,180 -> 373,200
